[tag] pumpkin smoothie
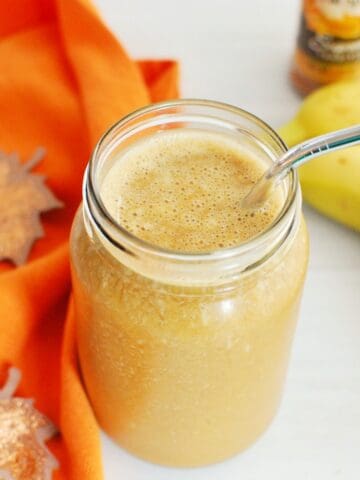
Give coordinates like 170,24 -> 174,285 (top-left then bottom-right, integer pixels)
70,127 -> 308,466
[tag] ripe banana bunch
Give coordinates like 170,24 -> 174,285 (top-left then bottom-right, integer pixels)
279,80 -> 360,231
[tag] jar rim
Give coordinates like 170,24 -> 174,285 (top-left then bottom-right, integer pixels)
85,99 -> 300,282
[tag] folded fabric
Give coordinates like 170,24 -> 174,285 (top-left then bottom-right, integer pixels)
0,0 -> 179,478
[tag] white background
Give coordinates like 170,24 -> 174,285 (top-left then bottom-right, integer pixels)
94,1 -> 360,478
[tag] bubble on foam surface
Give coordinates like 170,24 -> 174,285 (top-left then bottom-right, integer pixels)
100,130 -> 283,253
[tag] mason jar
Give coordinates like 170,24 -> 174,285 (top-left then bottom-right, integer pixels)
70,100 -> 309,467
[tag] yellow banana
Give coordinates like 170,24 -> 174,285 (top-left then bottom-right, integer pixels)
279,80 -> 360,231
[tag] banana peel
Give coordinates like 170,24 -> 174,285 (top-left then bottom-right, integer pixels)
279,80 -> 360,231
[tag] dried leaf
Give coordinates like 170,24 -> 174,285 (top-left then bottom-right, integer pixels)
0,149 -> 63,266
0,367 -> 59,480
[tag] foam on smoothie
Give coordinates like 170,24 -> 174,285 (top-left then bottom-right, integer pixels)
100,130 -> 284,253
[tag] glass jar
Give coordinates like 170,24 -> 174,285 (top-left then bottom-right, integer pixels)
70,100 -> 309,467
291,0 -> 360,95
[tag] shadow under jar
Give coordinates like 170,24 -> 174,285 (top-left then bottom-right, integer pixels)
70,100 -> 309,467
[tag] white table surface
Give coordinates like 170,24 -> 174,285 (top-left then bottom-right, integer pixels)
94,1 -> 360,478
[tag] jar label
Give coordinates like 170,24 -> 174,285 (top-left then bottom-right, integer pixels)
315,0 -> 360,19
292,0 -> 360,93
298,0 -> 360,63
298,15 -> 360,62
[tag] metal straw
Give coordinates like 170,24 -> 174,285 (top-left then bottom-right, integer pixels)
243,124 -> 360,207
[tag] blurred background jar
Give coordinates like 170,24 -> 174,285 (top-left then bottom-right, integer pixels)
291,0 -> 360,94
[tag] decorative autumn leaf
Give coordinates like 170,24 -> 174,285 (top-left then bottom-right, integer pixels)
0,149 -> 63,266
0,367 -> 59,480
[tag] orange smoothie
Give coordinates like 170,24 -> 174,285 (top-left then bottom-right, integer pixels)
70,128 -> 308,466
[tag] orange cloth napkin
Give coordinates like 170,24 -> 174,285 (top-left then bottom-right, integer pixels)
0,0 -> 179,478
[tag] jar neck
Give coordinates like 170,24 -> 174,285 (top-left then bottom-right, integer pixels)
83,100 -> 301,288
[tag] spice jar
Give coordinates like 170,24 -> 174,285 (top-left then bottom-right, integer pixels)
292,0 -> 360,94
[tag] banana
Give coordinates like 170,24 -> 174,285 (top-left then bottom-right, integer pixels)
279,80 -> 360,231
